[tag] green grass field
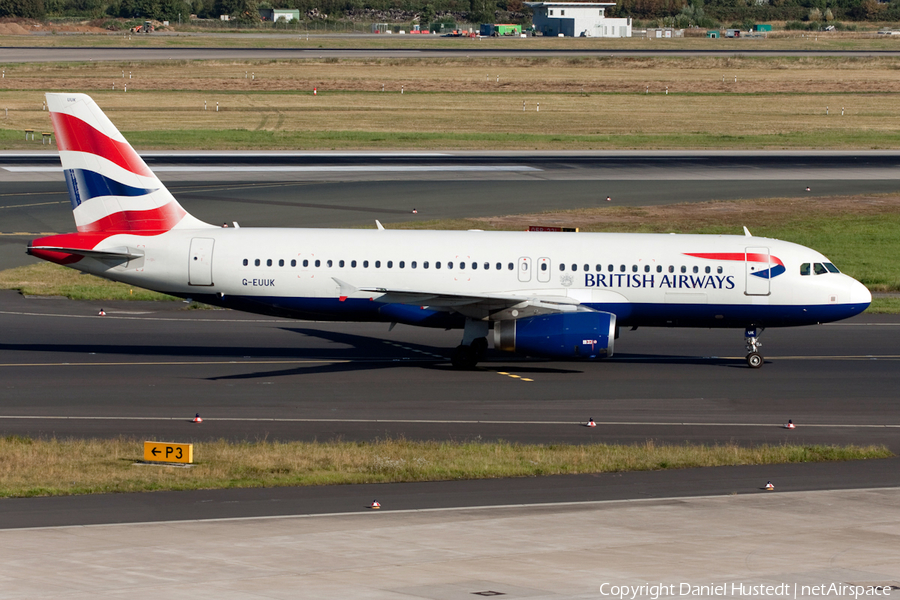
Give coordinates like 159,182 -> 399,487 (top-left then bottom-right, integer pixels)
0,436 -> 889,498
4,55 -> 900,151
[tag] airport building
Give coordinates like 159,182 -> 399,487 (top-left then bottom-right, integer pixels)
525,2 -> 632,37
258,8 -> 300,22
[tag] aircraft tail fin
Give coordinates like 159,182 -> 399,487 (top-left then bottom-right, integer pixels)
46,93 -> 212,234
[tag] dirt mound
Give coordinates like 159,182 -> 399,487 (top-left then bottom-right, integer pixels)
0,22 -> 31,34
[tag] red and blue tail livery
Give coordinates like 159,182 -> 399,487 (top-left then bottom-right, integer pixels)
46,93 -> 208,234
28,93 -> 871,369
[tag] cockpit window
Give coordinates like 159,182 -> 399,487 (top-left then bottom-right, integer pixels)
824,262 -> 840,273
814,263 -> 828,275
800,263 -> 810,276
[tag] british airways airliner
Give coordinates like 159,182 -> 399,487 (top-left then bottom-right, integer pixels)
28,93 -> 871,369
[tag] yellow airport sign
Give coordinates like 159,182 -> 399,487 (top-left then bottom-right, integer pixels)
143,441 -> 193,464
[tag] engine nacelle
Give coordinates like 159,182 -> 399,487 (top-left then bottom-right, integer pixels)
493,311 -> 615,359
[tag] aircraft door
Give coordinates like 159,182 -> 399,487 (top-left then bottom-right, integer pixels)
745,246 -> 770,296
189,237 -> 215,286
517,257 -> 532,282
537,257 -> 551,283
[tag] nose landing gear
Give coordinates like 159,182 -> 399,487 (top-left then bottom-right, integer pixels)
745,327 -> 764,368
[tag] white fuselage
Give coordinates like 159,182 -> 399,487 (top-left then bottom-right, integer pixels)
75,228 -> 871,330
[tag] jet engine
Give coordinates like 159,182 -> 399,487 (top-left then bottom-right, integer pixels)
493,311 -> 615,359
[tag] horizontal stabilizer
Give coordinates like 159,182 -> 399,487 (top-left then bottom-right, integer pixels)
27,245 -> 143,260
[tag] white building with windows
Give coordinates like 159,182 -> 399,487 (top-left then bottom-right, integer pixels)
525,2 -> 631,37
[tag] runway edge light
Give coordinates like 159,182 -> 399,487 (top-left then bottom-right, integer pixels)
143,441 -> 194,464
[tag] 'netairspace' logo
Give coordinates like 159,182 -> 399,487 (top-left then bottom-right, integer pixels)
597,583 -> 893,599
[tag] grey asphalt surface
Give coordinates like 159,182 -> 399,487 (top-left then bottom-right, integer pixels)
1,461 -> 898,529
6,46 -> 900,62
1,152 -> 898,528
2,289 -> 898,448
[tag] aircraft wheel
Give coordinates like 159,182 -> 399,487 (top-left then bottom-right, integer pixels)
451,344 -> 478,370
746,352 -> 763,369
470,337 -> 488,362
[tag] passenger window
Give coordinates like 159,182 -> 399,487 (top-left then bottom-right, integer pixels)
375,260 -> 381,268
620,265 -> 626,272
411,261 -> 417,269
424,261 -> 429,269
572,264 -> 578,272
291,259 -> 296,267
596,265 -> 602,272
692,266 -> 699,274
267,259 -> 272,267
315,259 -> 321,267
824,263 -> 840,273
644,265 -> 650,273
327,260 -> 333,268
351,260 -> 357,268
668,266 -> 674,273
277,259 -> 283,267
705,266 -> 710,274
387,261 -> 392,268
496,262 -> 502,270
541,263 -> 547,271
399,261 -> 404,268
436,261 -> 442,269
800,263 -> 810,276
608,265 -> 614,272
363,260 -> 369,268
459,262 -> 465,270
681,266 -> 686,273
255,259 -> 260,266
243,259 -> 248,266
484,262 -> 490,270
584,264 -> 589,272
656,265 -> 662,273
508,263 -> 514,270
717,266 -> 723,274
339,260 -> 345,268
303,259 -> 309,267
814,263 -> 828,275
472,262 -> 477,270
560,264 -> 566,271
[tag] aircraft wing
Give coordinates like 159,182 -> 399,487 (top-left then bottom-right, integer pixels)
334,278 -> 584,320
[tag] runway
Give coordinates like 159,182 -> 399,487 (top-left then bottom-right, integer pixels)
1,151 -> 899,547
1,290 -> 898,451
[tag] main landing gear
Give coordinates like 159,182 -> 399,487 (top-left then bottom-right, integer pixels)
745,327 -> 765,369
451,319 -> 489,370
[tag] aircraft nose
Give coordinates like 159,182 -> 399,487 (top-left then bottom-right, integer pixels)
848,278 -> 872,305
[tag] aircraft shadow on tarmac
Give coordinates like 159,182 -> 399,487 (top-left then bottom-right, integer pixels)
0,332 -> 744,380
611,353 -> 753,368
205,328 -> 585,380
